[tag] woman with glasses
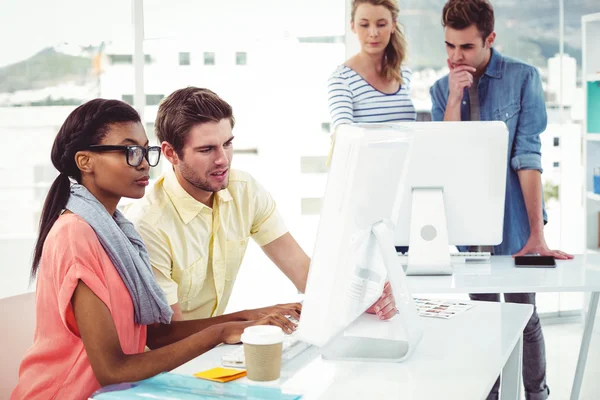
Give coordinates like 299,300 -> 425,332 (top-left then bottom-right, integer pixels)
11,99 -> 296,400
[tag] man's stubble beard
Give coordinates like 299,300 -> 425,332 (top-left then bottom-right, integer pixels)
180,162 -> 229,193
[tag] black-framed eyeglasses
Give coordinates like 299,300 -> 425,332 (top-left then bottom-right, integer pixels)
87,145 -> 161,167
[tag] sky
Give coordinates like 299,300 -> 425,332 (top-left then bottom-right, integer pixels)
0,0 -> 131,66
0,0 -> 345,67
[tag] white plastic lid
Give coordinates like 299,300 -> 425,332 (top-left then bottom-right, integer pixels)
241,325 -> 284,345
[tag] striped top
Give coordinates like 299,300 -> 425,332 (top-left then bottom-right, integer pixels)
327,65 -> 416,131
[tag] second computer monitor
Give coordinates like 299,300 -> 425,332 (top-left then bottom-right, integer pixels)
392,121 -> 509,274
298,123 -> 423,362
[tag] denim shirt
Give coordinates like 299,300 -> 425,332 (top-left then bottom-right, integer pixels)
429,48 -> 548,255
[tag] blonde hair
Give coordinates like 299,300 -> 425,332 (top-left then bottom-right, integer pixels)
351,0 -> 407,84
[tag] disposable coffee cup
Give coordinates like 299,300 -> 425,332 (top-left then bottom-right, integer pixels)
241,325 -> 284,381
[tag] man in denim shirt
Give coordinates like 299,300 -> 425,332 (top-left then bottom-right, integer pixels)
430,1 -> 573,399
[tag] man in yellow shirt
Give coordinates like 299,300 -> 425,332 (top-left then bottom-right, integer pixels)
125,87 -> 396,323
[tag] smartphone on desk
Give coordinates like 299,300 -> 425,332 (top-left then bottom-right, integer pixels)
514,255 -> 556,268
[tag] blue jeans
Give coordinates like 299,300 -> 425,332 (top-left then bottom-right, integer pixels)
469,293 -> 549,400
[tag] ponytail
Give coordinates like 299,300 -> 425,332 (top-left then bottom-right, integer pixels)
30,173 -> 71,279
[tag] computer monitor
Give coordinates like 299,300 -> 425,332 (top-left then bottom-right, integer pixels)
392,121 -> 509,275
297,124 -> 424,363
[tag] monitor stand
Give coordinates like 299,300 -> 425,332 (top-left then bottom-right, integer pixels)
321,220 -> 424,363
407,187 -> 453,275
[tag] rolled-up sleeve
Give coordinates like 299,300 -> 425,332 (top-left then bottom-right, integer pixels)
249,178 -> 288,247
510,67 -> 546,173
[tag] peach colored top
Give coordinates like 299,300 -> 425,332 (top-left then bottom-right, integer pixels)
11,214 -> 147,400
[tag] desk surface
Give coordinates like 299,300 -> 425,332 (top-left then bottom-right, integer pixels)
406,255 -> 600,294
172,301 -> 532,400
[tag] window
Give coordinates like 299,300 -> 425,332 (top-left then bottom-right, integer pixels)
321,122 -> 331,132
553,162 -> 560,168
236,52 -> 247,66
554,137 -> 560,146
146,94 -> 164,106
122,94 -> 134,105
122,94 -> 163,106
110,54 -> 133,64
108,54 -> 152,65
179,52 -> 190,66
203,52 -> 215,66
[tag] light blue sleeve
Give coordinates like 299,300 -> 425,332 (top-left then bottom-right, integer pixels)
510,67 -> 546,173
429,81 -> 447,122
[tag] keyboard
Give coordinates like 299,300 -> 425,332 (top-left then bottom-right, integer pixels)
221,330 -> 310,368
397,251 -> 491,264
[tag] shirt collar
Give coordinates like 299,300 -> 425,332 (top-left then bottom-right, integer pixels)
163,168 -> 233,225
483,47 -> 503,79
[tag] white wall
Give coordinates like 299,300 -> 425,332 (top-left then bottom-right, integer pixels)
0,107 -> 76,300
540,123 -> 584,254
548,54 -> 577,107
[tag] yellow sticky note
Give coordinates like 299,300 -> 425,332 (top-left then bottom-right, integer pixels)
194,367 -> 247,383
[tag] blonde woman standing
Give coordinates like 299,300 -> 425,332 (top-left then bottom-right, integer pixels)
328,0 -> 416,132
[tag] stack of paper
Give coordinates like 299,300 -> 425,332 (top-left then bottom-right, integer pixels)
413,297 -> 475,319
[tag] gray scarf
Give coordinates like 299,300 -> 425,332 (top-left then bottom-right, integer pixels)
66,184 -> 173,325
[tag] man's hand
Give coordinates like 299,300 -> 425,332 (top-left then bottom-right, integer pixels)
241,302 -> 302,322
220,313 -> 298,344
447,59 -> 476,105
366,282 -> 397,320
513,234 -> 574,260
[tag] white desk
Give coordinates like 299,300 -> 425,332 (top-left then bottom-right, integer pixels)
405,254 -> 600,400
173,301 -> 532,400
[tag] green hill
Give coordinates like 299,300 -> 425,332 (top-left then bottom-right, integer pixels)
0,48 -> 91,93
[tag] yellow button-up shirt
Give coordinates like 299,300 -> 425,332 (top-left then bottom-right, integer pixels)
125,168 -> 287,320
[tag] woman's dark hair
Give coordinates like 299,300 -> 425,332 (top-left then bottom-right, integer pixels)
31,99 -> 141,279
